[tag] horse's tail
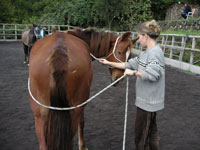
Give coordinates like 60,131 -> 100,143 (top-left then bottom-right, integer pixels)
46,42 -> 73,150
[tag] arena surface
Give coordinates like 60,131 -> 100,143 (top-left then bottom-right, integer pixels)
0,41 -> 200,150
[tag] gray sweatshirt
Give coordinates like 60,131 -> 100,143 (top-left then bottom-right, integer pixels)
125,45 -> 165,112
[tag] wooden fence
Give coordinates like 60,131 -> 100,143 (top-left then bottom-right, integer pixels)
0,23 -> 77,41
130,33 -> 200,65
1,23 -> 200,68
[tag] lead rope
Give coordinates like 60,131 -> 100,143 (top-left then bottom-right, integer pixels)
123,76 -> 129,150
91,35 -> 129,149
28,74 -> 127,110
28,75 -> 129,149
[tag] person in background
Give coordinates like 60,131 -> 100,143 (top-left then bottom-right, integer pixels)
40,27 -> 46,38
99,20 -> 165,150
181,2 -> 192,19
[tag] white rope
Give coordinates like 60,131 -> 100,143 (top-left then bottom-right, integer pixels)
122,77 -> 129,150
90,53 -> 100,61
28,74 -> 127,110
112,36 -> 123,62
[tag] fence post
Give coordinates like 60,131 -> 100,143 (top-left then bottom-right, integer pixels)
169,36 -> 174,58
131,33 -> 135,39
15,25 -> 17,40
161,36 -> 165,45
163,35 -> 168,54
48,26 -> 50,34
179,36 -> 185,61
3,24 -> 5,40
58,25 -> 60,32
190,37 -> 196,64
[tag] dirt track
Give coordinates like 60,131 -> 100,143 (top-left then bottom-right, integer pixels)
0,41 -> 200,150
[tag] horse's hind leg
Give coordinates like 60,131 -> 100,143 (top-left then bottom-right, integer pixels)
27,46 -> 32,65
35,117 -> 47,150
30,101 -> 48,150
23,44 -> 28,64
78,110 -> 88,150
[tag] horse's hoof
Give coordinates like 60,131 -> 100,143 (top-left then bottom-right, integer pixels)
24,61 -> 27,64
79,147 -> 88,150
27,63 -> 29,66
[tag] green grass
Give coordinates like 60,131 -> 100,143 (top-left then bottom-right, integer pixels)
162,29 -> 200,36
182,69 -> 191,73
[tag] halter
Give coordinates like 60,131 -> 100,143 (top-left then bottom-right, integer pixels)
34,26 -> 40,39
90,36 -> 131,63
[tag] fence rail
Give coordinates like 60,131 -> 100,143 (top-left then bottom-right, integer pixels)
129,32 -> 200,66
1,23 -> 200,72
0,23 -> 78,40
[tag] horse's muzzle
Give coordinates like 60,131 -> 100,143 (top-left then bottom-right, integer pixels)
36,35 -> 40,39
111,75 -> 121,86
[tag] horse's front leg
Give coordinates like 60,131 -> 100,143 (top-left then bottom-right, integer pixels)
78,110 -> 88,150
23,44 -> 28,63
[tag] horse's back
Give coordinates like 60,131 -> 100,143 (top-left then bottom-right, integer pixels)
29,32 -> 93,106
30,32 -> 92,73
22,30 -> 30,46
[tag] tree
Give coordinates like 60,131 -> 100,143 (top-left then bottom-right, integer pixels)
119,0 -> 152,31
93,0 -> 125,29
0,0 -> 15,23
69,0 -> 96,27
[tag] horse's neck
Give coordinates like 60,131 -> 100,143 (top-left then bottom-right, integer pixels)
27,28 -> 36,45
90,35 -> 117,59
67,29 -> 116,58
29,28 -> 34,34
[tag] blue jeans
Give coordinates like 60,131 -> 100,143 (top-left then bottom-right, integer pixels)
181,12 -> 187,19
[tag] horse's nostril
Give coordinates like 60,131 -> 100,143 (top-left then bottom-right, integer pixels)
111,75 -> 120,86
115,76 -> 120,80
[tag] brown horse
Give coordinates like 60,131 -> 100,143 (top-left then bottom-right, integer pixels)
29,28 -> 138,150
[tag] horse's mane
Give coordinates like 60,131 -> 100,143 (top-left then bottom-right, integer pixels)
29,26 -> 35,34
68,28 -> 117,57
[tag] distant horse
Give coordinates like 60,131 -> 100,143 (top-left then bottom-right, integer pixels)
21,24 -> 40,64
28,28 -> 138,150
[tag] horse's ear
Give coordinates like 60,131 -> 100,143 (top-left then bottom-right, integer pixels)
121,32 -> 132,41
33,24 -> 36,27
132,37 -> 139,44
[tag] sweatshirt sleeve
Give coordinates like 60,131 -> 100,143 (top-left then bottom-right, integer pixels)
141,53 -> 164,82
125,57 -> 139,70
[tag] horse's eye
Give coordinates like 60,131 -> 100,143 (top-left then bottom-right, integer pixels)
118,50 -> 122,55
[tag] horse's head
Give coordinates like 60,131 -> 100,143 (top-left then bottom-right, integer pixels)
33,24 -> 41,39
106,32 -> 138,84
67,29 -> 138,85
